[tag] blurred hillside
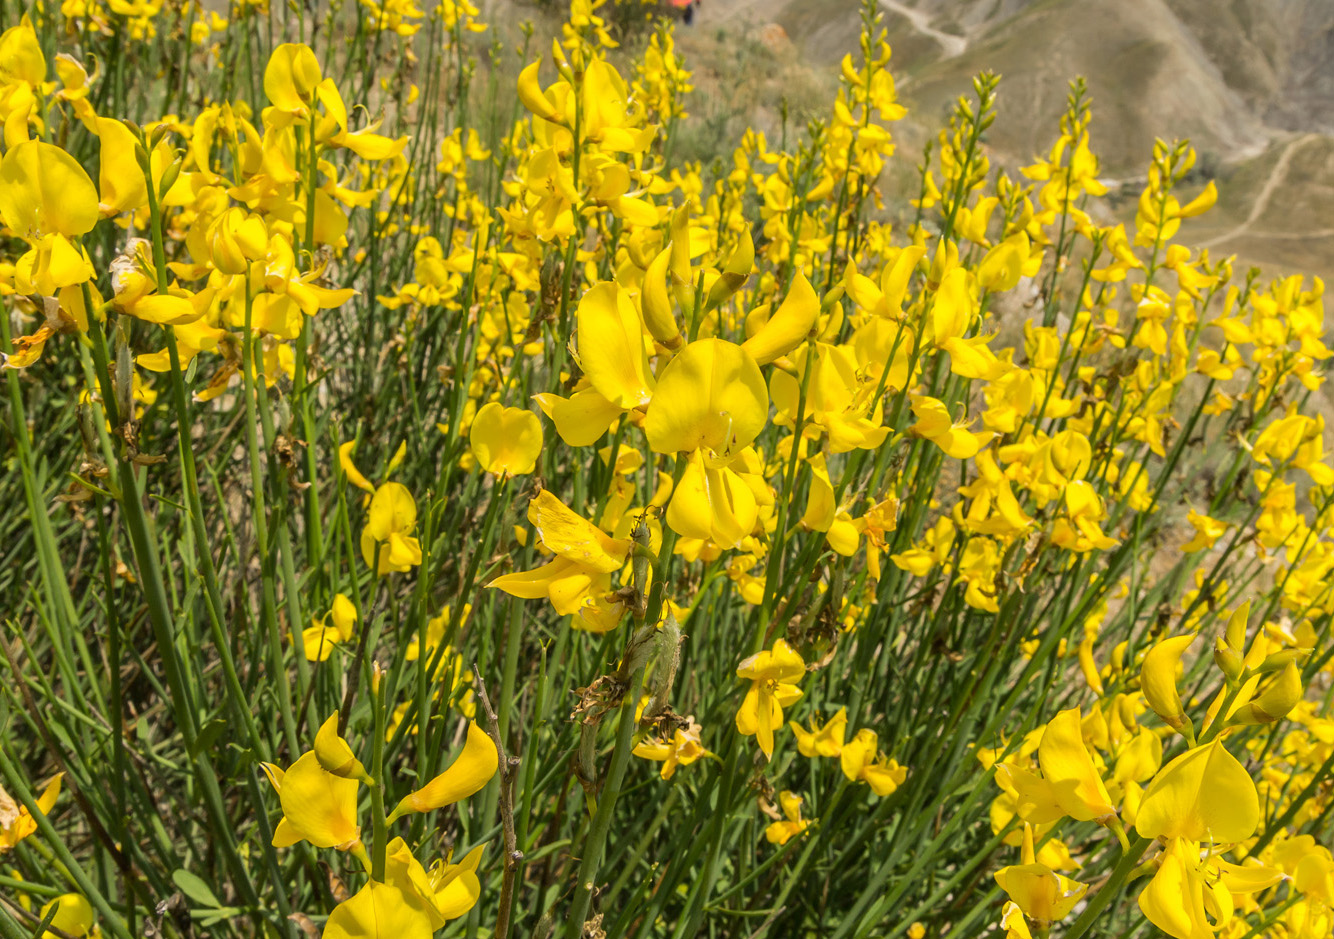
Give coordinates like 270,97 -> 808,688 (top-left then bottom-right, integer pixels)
675,0 -> 1334,281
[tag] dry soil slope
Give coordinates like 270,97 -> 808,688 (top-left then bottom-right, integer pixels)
749,0 -> 1333,279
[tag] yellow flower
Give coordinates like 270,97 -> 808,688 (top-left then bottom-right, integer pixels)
489,490 -> 632,630
0,773 -> 61,852
40,894 -> 94,938
1137,836 -> 1284,939
790,708 -> 847,758
360,482 -> 423,574
764,791 -> 811,845
909,395 -> 993,459
261,751 -> 361,850
633,722 -> 711,779
296,594 -> 358,661
735,638 -> 806,758
1181,509 -> 1228,553
993,824 -> 1087,926
839,728 -> 907,796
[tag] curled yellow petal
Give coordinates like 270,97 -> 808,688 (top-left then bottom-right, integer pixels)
1036,708 -> 1115,822
1140,633 -> 1196,730
640,246 -> 680,347
339,442 -> 376,492
517,61 -> 560,122
742,271 -> 818,366
390,721 -> 498,819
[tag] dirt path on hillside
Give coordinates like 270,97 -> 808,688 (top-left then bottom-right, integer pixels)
1199,133 -> 1320,248
878,0 -> 967,58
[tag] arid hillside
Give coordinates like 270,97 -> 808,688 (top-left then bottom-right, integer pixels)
679,0 -> 1334,281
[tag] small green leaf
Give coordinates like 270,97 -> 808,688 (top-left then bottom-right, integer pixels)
172,869 -> 221,909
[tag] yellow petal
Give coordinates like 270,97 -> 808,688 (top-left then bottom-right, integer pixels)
1135,739 -> 1258,843
640,246 -> 680,345
1233,660 -> 1302,724
1137,848 -> 1209,939
40,894 -> 94,938
331,594 -> 357,640
391,721 -> 498,817
1140,634 -> 1196,729
533,388 -> 625,448
469,402 -> 543,476
276,751 -> 361,848
576,282 -> 654,407
527,489 -> 630,572
704,229 -> 754,312
644,338 -> 768,456
1037,708 -> 1115,821
95,118 -> 148,216
314,712 -> 369,780
338,442 -> 376,492
323,881 -> 436,939
741,272 -> 818,366
0,16 -> 46,87
516,60 -> 560,122
0,140 -> 99,238
264,43 -> 322,113
366,482 -> 417,541
432,845 -> 485,920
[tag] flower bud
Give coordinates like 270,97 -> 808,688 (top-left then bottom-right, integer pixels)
313,712 -> 371,782
157,156 -> 183,201
209,208 -> 269,275
1213,637 -> 1244,683
1225,599 -> 1250,652
1258,648 -> 1310,674
1140,634 -> 1195,731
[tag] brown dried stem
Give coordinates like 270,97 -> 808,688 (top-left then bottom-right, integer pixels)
472,665 -> 522,939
